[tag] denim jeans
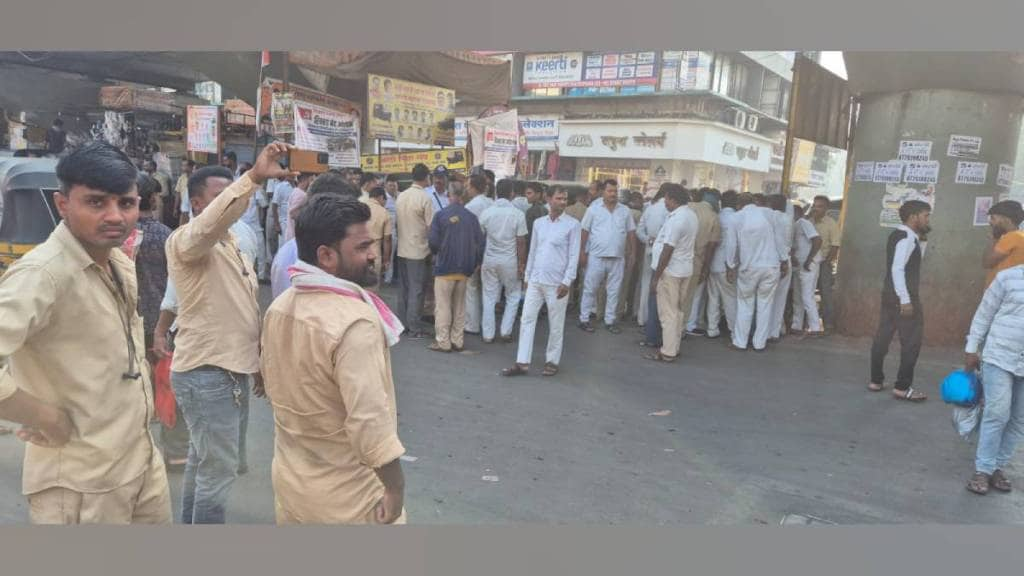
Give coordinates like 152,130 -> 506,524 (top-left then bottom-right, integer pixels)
238,376 -> 250,475
172,367 -> 244,524
975,362 -> 1024,475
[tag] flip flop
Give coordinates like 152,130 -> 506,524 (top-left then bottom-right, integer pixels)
427,343 -> 452,353
991,469 -> 1012,493
967,472 -> 991,495
501,365 -> 529,377
542,363 -> 559,377
644,351 -> 677,363
893,387 -> 927,402
867,382 -> 884,392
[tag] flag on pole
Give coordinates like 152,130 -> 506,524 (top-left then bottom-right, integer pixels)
261,50 -> 271,68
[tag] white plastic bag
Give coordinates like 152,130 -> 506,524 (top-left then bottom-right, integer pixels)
952,404 -> 981,440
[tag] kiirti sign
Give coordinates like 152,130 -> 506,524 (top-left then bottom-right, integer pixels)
523,52 -> 584,88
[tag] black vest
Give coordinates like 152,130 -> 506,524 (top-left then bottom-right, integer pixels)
882,228 -> 922,303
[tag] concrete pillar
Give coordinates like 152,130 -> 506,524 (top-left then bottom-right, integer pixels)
836,90 -> 1024,346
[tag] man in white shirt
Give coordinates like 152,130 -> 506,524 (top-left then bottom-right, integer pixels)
238,167 -> 270,281
635,187 -> 670,327
383,174 -> 400,285
789,204 -> 825,336
706,190 -> 740,339
501,187 -> 581,378
464,174 -> 496,335
578,179 -> 637,334
767,195 -> 796,341
359,172 -> 377,202
424,166 -> 450,212
479,179 -> 528,343
645,184 -> 699,362
726,193 -> 789,351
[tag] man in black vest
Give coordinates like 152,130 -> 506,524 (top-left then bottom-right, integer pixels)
868,200 -> 932,401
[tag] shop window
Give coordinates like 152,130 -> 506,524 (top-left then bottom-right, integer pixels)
760,74 -> 782,117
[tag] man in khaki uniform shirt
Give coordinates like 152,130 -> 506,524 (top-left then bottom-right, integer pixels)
166,142 -> 296,524
810,195 -> 841,331
0,142 -> 172,524
681,189 -> 721,332
361,187 -> 392,292
262,193 -> 407,524
394,163 -> 436,338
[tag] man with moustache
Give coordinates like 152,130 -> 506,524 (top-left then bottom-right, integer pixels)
261,193 -> 407,524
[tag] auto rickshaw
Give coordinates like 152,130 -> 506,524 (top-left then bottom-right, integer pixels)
0,158 -> 61,273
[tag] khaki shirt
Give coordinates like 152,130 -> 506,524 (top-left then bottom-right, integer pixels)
813,215 -> 842,252
360,198 -> 391,263
0,223 -> 157,495
689,201 -> 722,262
261,289 -> 405,524
166,173 -> 262,374
395,184 -> 435,260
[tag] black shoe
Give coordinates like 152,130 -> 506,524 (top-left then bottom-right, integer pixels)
686,328 -> 707,337
578,321 -> 596,333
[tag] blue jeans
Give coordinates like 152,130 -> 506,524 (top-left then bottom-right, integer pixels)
644,290 -> 662,347
975,362 -> 1024,475
172,367 -> 244,524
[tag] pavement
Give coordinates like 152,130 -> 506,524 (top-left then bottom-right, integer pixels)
2,283 -> 1024,524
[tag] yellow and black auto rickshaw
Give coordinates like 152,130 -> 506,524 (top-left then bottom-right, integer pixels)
0,158 -> 61,273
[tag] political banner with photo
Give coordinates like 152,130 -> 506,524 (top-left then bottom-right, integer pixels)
361,148 -> 468,174
367,74 -> 456,146
483,127 -> 519,179
293,100 -> 361,168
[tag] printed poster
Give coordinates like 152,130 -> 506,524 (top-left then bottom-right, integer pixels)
880,184 -> 936,228
186,105 -> 219,154
482,127 -> 518,179
903,161 -> 940,185
997,163 -> 1015,188
873,161 -> 904,184
897,140 -> 932,162
367,74 -> 456,145
293,101 -> 361,168
955,161 -> 988,185
973,196 -> 994,226
854,161 -> 875,182
947,134 -> 983,158
270,92 -> 295,135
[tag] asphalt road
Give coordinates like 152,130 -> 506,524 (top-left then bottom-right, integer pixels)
2,284 -> 1023,524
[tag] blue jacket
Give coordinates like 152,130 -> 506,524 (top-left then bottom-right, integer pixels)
429,203 -> 485,276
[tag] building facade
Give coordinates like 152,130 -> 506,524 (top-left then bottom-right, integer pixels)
460,51 -> 795,195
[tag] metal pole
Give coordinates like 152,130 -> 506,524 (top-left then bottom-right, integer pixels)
780,55 -> 802,200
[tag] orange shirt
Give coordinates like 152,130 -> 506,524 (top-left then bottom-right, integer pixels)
987,230 -> 1024,287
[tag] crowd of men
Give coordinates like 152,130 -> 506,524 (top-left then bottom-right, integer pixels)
0,139 -> 1023,526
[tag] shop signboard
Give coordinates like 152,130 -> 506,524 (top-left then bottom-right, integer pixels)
360,148 -> 468,173
522,52 -> 584,89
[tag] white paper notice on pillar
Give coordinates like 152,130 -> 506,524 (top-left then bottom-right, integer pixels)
974,196 -> 994,226
854,162 -> 875,182
947,135 -> 983,158
873,161 -> 904,184
955,161 -> 988,185
898,140 -> 932,162
997,164 -> 1015,188
903,161 -> 940,185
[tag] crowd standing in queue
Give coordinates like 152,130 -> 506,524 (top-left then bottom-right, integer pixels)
2,139 -> 1024,525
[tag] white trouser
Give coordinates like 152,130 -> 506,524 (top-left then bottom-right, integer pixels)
580,256 -> 625,325
481,260 -> 521,340
637,247 -> 655,326
733,267 -> 779,351
791,263 -> 823,332
516,283 -> 569,366
706,271 -> 736,337
768,265 -> 793,339
464,269 -> 483,333
685,279 -> 707,332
